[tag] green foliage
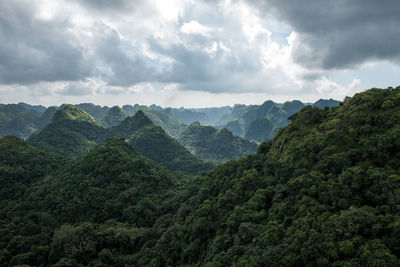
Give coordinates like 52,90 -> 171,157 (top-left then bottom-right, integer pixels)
28,108 -> 211,174
223,119 -> 243,136
122,105 -> 187,137
102,106 -> 127,127
53,104 -> 100,125
142,87 -> 400,265
1,87 -> 399,266
0,136 -> 62,200
76,103 -> 110,121
244,117 -> 275,142
128,123 -> 213,174
178,122 -> 258,163
0,105 -> 42,139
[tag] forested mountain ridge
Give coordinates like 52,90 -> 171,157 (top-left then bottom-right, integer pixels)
1,88 -> 396,266
102,106 -> 128,127
0,104 -> 43,139
0,99 -> 340,143
28,106 -> 212,174
0,137 -> 182,266
177,121 -> 258,163
132,87 -> 400,266
0,135 -> 62,201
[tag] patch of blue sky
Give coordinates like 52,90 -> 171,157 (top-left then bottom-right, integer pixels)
331,61 -> 400,89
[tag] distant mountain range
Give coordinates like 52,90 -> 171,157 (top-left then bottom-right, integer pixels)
0,98 -> 341,165
1,87 -> 399,266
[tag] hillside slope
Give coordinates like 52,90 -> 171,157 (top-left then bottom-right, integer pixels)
177,122 -> 258,163
139,87 -> 400,266
0,138 -> 182,266
28,107 -> 212,174
1,87 -> 398,266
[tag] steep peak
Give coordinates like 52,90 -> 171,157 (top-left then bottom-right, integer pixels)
108,105 -> 124,115
113,110 -> 153,134
260,100 -> 275,112
134,109 -> 149,120
102,106 -> 127,127
190,121 -> 201,127
52,104 -> 98,125
217,127 -> 233,137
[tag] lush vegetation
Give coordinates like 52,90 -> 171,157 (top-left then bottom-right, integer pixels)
28,107 -> 212,174
1,87 -> 399,266
244,117 -> 275,142
177,122 -> 258,163
0,104 -> 42,139
102,106 -> 127,127
0,99 -> 340,144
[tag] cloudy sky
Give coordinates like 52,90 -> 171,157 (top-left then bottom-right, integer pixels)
0,0 -> 399,107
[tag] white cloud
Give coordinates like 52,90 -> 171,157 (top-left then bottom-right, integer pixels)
0,0 -> 398,107
181,21 -> 212,37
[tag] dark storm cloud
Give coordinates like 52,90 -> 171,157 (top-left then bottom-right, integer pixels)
0,0 -> 93,85
244,0 -> 400,69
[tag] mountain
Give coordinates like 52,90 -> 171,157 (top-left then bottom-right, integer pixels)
244,117 -> 275,142
219,99 -> 340,143
110,111 -> 213,174
123,105 -> 186,137
0,104 -> 42,139
35,138 -> 180,224
102,106 -> 127,127
17,102 -> 46,113
223,119 -> 243,136
170,106 -> 232,125
0,138 -> 181,266
139,87 -> 400,266
76,103 -> 110,120
28,105 -> 108,156
28,107 -> 212,174
313,98 -> 342,109
172,109 -> 208,124
0,135 -> 61,200
54,104 -> 100,125
38,106 -> 58,128
177,122 -> 258,163
0,87 -> 399,266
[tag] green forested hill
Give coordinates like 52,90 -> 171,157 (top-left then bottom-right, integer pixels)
1,87 -> 399,266
102,106 -> 127,127
244,117 -> 275,142
0,135 -> 62,201
140,87 -> 400,266
28,105 -> 104,156
28,107 -> 212,174
0,105 -> 42,139
122,105 -> 186,137
76,103 -> 110,121
177,122 -> 258,163
0,138 -> 182,266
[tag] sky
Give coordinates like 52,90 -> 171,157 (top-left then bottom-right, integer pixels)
0,0 -> 399,108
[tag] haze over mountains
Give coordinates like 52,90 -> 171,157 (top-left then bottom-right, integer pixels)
0,98 -> 340,168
